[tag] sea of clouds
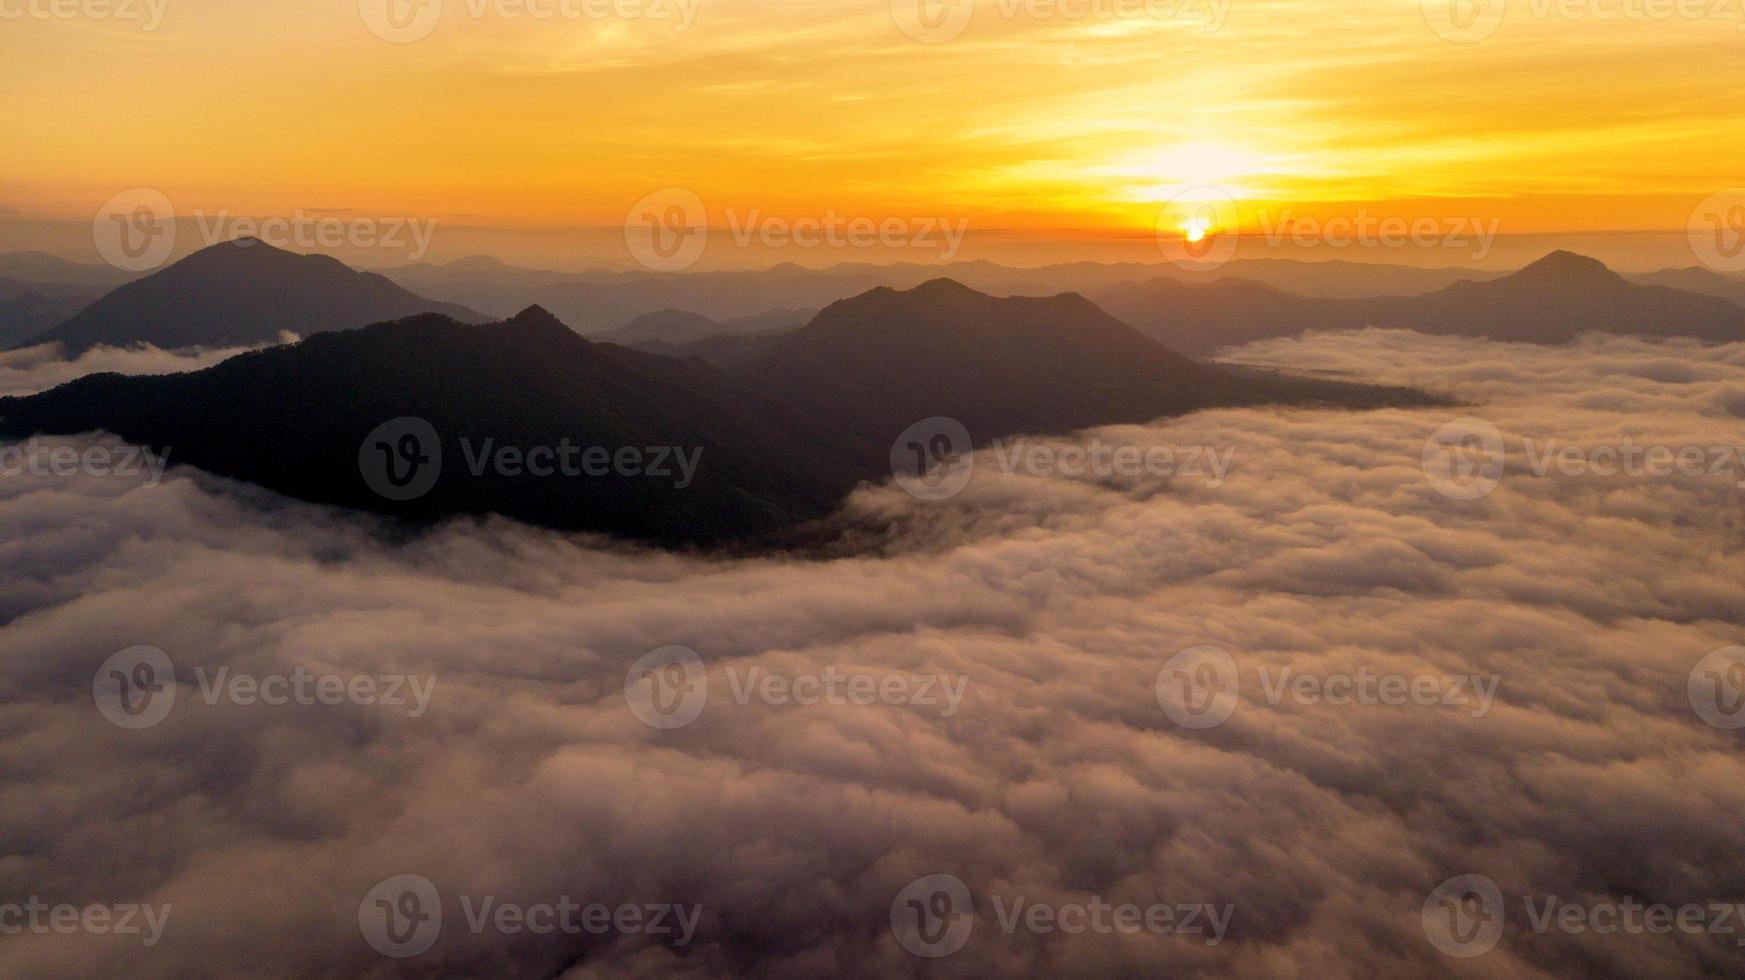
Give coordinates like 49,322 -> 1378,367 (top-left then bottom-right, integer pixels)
1,330 -> 1743,978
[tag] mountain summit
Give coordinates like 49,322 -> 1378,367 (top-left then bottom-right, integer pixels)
0,283 -> 1435,545
15,239 -> 489,353
1100,251 -> 1745,353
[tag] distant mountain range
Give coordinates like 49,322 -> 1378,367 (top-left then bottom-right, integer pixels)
13,240 -> 488,353
1628,266 -> 1745,308
597,307 -> 815,347
1099,251 -> 1745,354
375,254 -> 1519,332
0,279 -> 107,349
0,253 -> 139,347
0,252 -> 139,289
0,282 -> 1437,546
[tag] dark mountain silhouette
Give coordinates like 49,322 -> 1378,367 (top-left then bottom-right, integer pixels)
376,255 -> 583,318
598,309 -> 734,346
1099,251 -> 1745,355
729,280 -> 1435,444
0,283 -> 1437,546
381,254 -> 1498,329
0,252 -> 138,289
1629,266 -> 1745,308
17,239 -> 490,353
598,307 -> 816,347
0,307 -> 859,545
0,279 -> 108,348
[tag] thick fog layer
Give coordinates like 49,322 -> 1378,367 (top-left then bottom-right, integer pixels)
2,330 -> 1742,978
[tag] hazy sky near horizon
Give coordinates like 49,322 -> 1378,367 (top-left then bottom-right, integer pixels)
3,0 -> 1743,266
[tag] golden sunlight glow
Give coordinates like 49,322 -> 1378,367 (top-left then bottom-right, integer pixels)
2,0 -> 1741,265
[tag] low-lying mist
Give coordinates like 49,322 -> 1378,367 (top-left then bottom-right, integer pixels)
2,330 -> 1742,978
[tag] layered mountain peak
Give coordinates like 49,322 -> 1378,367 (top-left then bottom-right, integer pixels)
14,240 -> 491,353
1514,250 -> 1619,285
503,304 -> 571,333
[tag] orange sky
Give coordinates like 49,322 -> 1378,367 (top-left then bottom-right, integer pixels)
3,0 -> 1743,268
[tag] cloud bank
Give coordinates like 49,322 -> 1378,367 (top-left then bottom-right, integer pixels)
1,330 -> 1742,978
0,341 -> 265,398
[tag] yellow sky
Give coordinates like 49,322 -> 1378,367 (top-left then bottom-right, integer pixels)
3,0 -> 1743,266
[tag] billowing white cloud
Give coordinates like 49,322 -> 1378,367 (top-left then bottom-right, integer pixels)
0,331 -> 1742,978
0,342 -> 264,398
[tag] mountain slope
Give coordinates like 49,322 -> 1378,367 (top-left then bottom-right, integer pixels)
0,307 -> 857,544
0,279 -> 109,348
1100,251 -> 1745,354
1629,267 -> 1745,308
0,284 -> 1437,546
17,239 -> 490,353
597,307 -> 817,348
729,279 -> 1436,447
0,252 -> 138,289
